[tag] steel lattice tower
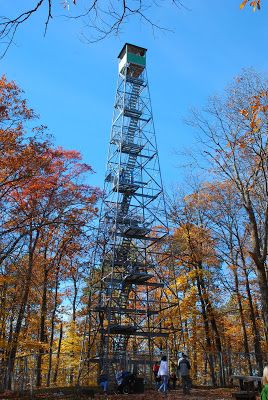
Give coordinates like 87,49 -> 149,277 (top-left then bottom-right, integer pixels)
92,43 -> 170,378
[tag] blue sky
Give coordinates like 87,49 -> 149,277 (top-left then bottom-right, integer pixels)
1,1 -> 268,191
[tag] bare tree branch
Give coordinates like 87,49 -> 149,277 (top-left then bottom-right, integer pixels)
0,0 -> 182,57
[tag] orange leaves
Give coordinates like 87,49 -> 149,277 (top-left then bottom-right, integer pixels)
0,276 -> 15,286
239,90 -> 268,134
240,109 -> 249,118
240,0 -> 261,10
251,0 -> 261,10
238,140 -> 247,149
54,146 -> 81,161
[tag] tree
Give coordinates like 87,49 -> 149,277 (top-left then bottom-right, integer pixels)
190,180 -> 264,374
170,190 -> 225,386
189,68 -> 268,344
0,76 -> 101,390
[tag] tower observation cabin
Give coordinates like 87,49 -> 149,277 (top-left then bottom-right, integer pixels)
118,43 -> 147,77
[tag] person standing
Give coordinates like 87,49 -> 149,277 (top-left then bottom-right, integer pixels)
98,370 -> 108,394
115,367 -> 124,393
178,353 -> 191,394
158,355 -> 169,395
261,366 -> 268,400
152,361 -> 161,389
169,363 -> 177,390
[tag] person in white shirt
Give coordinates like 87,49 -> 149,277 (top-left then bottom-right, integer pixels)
157,355 -> 169,394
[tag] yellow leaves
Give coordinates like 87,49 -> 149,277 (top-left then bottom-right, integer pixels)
23,340 -> 49,351
163,287 -> 173,297
61,322 -> 82,365
180,287 -> 198,319
0,339 -> 7,348
240,0 -> 248,9
175,275 -> 189,291
174,223 -> 219,268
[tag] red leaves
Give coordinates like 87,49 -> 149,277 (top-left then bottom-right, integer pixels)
0,75 -> 35,122
0,75 -> 100,257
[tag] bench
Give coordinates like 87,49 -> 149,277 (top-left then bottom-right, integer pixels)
232,391 -> 257,400
231,375 -> 262,400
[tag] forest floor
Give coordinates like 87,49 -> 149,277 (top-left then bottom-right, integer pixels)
0,387 -> 239,400
96,388 -> 234,400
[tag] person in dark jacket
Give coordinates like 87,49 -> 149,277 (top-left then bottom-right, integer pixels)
169,363 -> 177,390
98,370 -> 108,393
178,353 -> 191,394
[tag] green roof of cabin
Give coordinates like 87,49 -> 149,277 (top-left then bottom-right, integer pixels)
118,43 -> 147,59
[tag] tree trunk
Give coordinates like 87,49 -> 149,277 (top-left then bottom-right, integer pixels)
70,274 -> 77,385
236,231 -> 264,373
192,315 -> 197,381
53,322 -> 63,384
36,267 -> 48,387
198,263 -> 222,385
47,266 -> 60,386
5,227 -> 38,390
227,346 -> 233,385
72,274 -> 77,323
233,267 -> 253,375
255,263 -> 268,337
242,266 -> 263,374
0,283 -> 7,390
246,205 -> 268,339
195,269 -> 216,386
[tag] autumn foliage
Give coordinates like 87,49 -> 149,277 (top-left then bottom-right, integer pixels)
240,0 -> 261,10
162,69 -> 268,384
0,75 -> 100,390
1,69 -> 268,392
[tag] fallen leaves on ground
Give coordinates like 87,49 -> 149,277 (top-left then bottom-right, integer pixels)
0,387 -> 235,400
96,388 -> 233,400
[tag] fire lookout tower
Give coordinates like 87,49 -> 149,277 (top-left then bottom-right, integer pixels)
92,43 -> 170,378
